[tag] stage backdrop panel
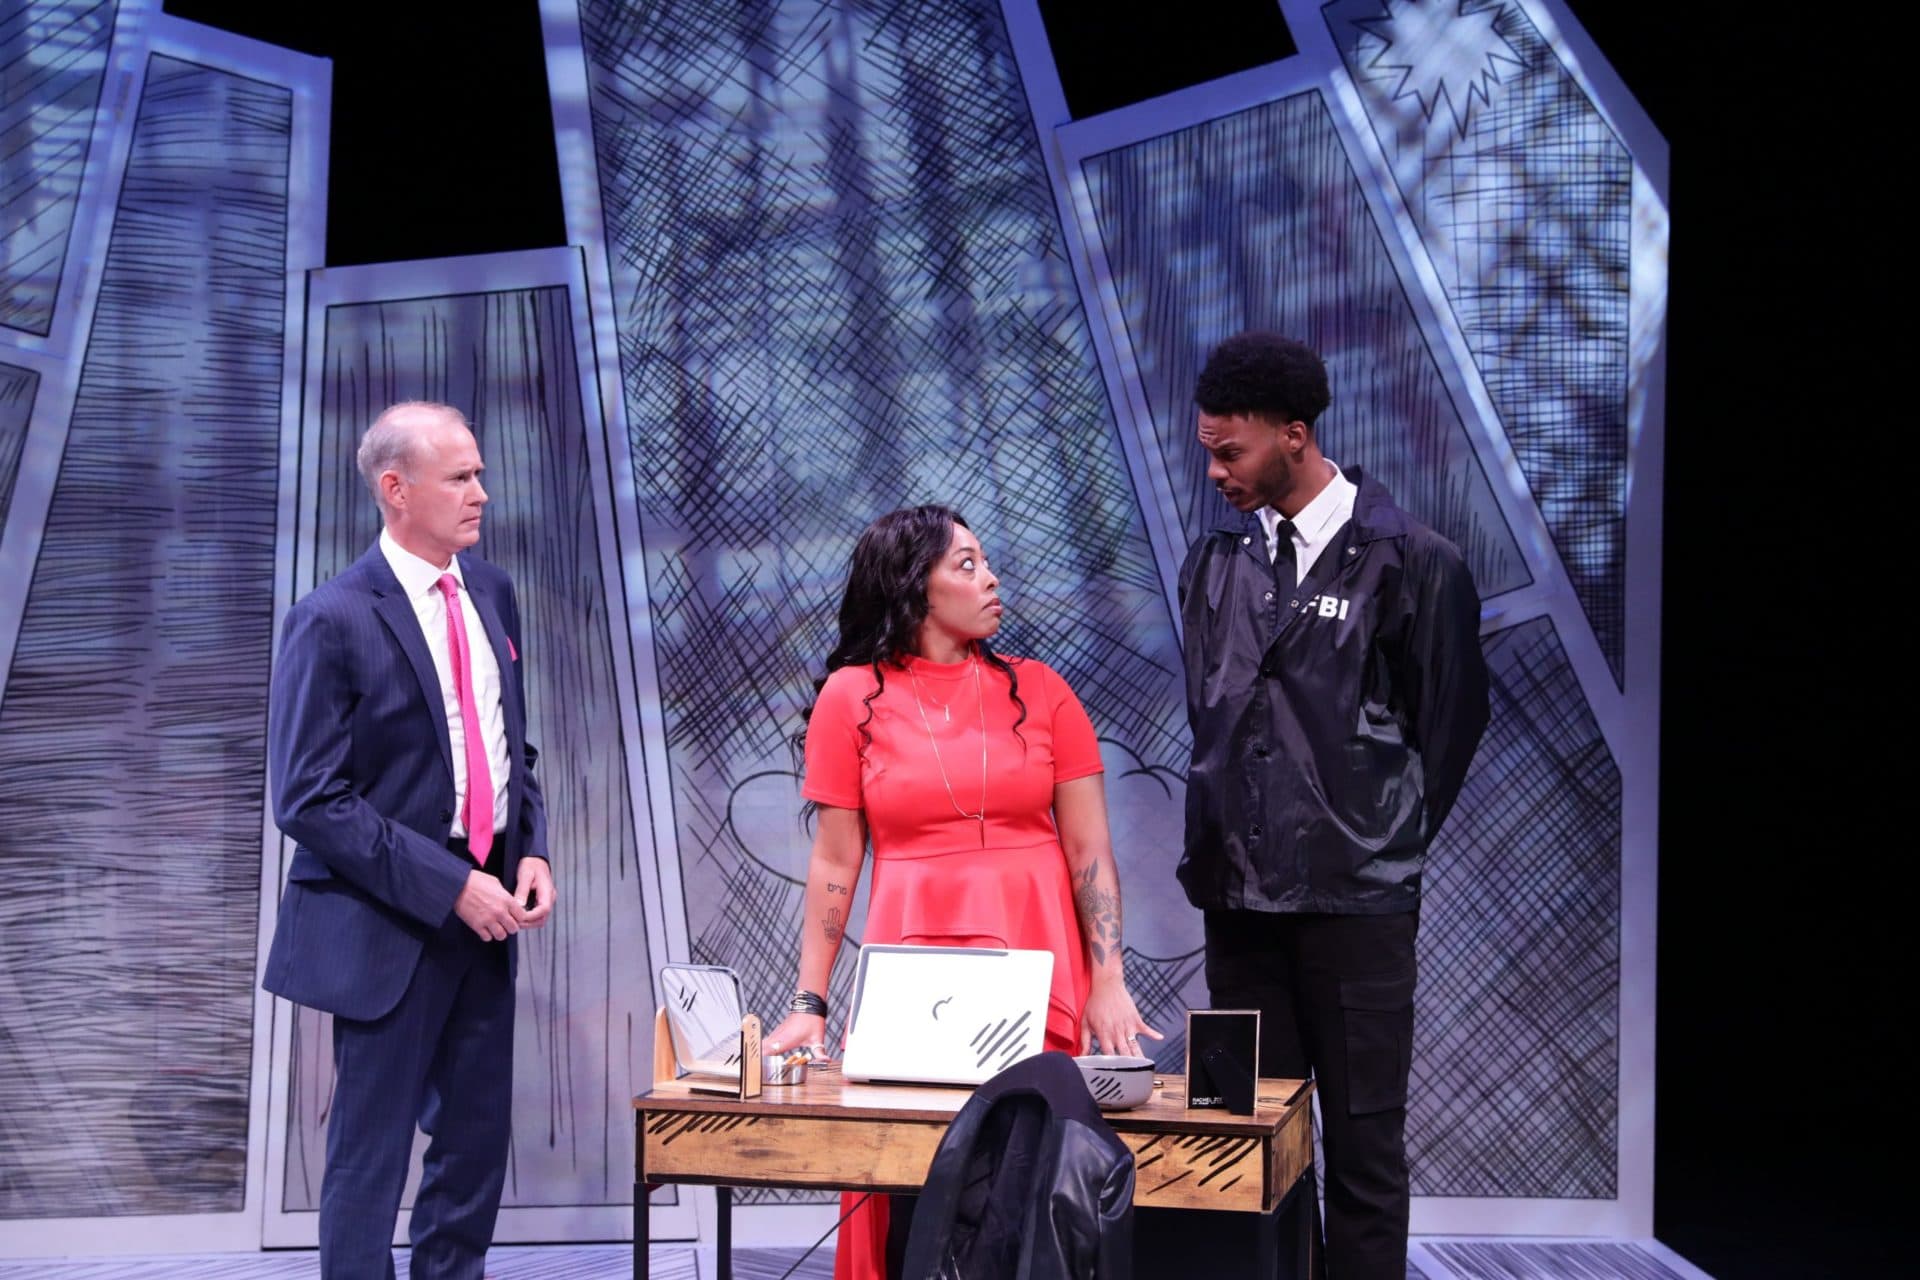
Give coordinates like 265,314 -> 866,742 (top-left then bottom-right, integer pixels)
1072,87 -> 1619,1201
560,1 -> 1205,1186
0,362 -> 37,526
1417,616 -> 1620,1196
0,0 -> 118,337
1002,0 -> 1665,1231
1323,0 -> 1633,686
0,0 -> 1666,1254
1079,90 -> 1532,599
0,51 -> 291,1219
273,275 -> 656,1226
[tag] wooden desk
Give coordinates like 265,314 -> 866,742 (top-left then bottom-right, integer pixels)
633,1071 -> 1315,1278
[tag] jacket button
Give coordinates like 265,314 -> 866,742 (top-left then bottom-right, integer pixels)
1242,535 -> 1252,544
1290,599 -> 1299,608
1249,824 -> 1262,837
440,809 -> 453,822
1264,590 -> 1274,602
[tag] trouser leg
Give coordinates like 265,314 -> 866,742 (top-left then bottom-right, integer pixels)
1289,911 -> 1417,1280
1202,910 -> 1310,1080
408,930 -> 514,1280
321,943 -> 464,1280
1205,911 -> 1324,1280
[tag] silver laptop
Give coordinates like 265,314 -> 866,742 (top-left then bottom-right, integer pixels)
659,963 -> 748,1080
841,944 -> 1054,1086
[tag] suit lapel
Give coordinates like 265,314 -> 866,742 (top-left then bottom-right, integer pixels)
462,562 -> 527,859
463,569 -> 524,744
363,546 -> 456,785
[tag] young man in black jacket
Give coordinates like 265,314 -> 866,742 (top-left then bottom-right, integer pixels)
1178,332 -> 1489,1279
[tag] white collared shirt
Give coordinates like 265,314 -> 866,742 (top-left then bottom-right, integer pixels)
380,529 -> 511,836
1257,461 -> 1357,587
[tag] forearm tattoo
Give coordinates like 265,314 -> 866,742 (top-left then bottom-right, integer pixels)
827,882 -> 849,895
822,905 -> 844,946
1074,862 -> 1123,968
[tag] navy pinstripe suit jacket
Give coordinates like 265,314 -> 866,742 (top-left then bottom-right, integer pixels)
263,542 -> 549,1021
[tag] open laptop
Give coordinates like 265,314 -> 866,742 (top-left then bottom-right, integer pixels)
841,944 -> 1054,1086
659,963 -> 747,1080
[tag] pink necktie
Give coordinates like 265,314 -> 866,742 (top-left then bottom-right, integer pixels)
435,574 -> 494,865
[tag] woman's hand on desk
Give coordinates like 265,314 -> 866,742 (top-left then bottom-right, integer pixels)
766,1011 -> 826,1056
1081,976 -> 1163,1058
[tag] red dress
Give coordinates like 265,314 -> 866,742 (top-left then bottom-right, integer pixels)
801,652 -> 1104,1279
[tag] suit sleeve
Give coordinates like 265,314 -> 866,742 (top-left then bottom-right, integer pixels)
517,740 -> 549,865
1400,535 -> 1491,842
268,599 -> 469,927
505,581 -> 550,864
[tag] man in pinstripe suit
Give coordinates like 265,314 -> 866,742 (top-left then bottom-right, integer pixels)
265,401 -> 556,1280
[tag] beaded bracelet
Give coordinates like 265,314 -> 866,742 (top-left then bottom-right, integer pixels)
788,989 -> 828,1018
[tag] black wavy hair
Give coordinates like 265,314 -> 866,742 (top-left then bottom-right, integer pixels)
802,504 -> 1027,766
1193,331 -> 1331,427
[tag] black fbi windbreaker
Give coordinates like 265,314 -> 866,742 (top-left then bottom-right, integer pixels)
1176,467 -> 1490,914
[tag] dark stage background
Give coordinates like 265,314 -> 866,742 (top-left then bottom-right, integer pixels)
150,2 -> 1896,1275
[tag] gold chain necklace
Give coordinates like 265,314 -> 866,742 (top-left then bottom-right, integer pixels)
916,677 -> 960,722
908,657 -> 987,845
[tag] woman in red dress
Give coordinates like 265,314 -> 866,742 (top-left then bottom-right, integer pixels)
765,504 -> 1160,1280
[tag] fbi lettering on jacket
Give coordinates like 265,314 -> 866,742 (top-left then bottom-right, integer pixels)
1300,593 -> 1352,620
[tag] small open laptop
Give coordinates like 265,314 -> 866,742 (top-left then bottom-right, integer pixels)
840,944 -> 1054,1086
659,963 -> 748,1081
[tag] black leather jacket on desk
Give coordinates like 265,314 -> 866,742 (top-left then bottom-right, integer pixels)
903,1052 -> 1134,1280
1176,468 -> 1490,915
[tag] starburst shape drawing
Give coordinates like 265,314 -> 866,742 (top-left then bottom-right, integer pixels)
1352,0 -> 1527,139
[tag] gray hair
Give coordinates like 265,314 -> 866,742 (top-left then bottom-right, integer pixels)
356,401 -> 470,508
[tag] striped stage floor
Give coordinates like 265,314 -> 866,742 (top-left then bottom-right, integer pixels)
0,1238 -> 1715,1278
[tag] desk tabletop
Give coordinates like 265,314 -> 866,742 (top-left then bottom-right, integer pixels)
636,1070 -> 1311,1135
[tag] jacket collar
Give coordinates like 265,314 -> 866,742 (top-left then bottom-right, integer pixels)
359,542 -> 526,793
1344,466 -> 1409,543
1212,464 -> 1408,544
355,539 -> 404,597
378,527 -> 466,600
358,542 -> 455,783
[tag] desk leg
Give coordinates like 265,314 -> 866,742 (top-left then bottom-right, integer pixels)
1256,1165 -> 1324,1280
634,1180 -> 649,1280
1256,1199 -> 1281,1280
635,1120 -> 650,1280
716,1186 -> 733,1280
1282,1165 -> 1323,1280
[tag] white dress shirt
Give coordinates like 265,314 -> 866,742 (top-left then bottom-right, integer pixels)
1258,461 -> 1358,587
380,530 -> 511,836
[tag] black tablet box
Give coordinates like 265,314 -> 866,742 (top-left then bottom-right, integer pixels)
1184,1009 -> 1260,1115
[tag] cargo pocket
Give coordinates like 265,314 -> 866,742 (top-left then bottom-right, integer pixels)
1339,969 -> 1415,1115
